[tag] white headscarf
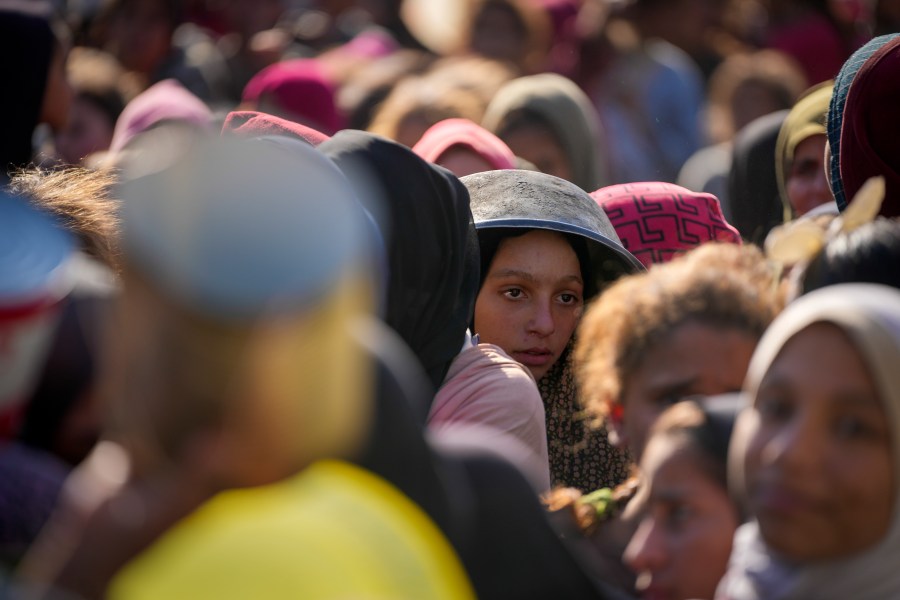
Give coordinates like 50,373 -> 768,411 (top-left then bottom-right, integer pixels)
720,283 -> 900,600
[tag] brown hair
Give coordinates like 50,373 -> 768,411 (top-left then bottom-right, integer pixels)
8,166 -> 121,270
367,76 -> 486,147
706,50 -> 807,143
575,243 -> 783,425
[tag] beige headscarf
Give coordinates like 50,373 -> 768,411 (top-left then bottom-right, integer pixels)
481,73 -> 608,192
774,82 -> 835,221
722,283 -> 900,600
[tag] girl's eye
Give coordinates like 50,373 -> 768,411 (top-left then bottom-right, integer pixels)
833,415 -> 881,441
662,502 -> 692,530
756,394 -> 793,423
503,288 -> 524,299
558,293 -> 580,305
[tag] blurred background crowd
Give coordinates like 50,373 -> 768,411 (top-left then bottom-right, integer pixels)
3,0 -> 900,599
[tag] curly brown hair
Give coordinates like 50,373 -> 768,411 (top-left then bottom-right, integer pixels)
9,166 -> 121,270
575,243 -> 783,425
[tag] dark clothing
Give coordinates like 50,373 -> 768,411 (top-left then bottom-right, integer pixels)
321,131 -> 481,397
0,8 -> 55,175
728,111 -> 789,245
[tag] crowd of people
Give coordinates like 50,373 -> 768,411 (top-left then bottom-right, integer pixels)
2,0 -> 900,598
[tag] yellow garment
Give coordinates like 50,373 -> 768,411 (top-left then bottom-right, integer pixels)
109,461 -> 475,600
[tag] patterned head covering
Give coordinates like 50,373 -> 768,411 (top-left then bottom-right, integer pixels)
828,34 -> 900,212
836,36 -> 900,217
591,181 -> 741,268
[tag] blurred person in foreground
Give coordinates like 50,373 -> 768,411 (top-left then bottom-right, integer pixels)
16,130 -> 473,599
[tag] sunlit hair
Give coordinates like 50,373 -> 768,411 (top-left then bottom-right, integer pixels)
367,76 -> 486,145
575,243 -> 783,425
9,166 -> 121,270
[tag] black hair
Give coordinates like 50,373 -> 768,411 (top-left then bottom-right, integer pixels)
476,227 -> 597,301
800,218 -> 900,295
652,395 -> 741,491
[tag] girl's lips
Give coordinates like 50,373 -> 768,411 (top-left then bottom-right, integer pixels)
512,349 -> 554,367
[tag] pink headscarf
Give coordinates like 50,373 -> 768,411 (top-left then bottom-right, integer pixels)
412,118 -> 517,172
591,182 -> 742,268
110,79 -> 212,154
221,111 -> 330,146
242,59 -> 344,136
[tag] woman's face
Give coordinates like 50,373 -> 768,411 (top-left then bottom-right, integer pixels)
474,229 -> 584,381
625,436 -> 738,600
744,322 -> 894,562
437,147 -> 495,177
106,0 -> 172,75
500,123 -> 573,183
617,322 -> 757,461
786,134 -> 832,217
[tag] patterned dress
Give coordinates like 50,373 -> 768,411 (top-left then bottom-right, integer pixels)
538,346 -> 632,492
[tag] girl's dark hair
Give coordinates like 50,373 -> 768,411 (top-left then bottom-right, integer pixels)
800,218 -> 900,295
476,227 -> 597,299
649,397 -> 740,490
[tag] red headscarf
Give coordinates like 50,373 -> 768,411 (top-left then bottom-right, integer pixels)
412,118 -> 517,172
221,111 -> 330,146
242,59 -> 344,136
591,182 -> 742,268
839,36 -> 900,217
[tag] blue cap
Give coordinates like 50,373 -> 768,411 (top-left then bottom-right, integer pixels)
0,191 -> 73,301
119,134 -> 371,319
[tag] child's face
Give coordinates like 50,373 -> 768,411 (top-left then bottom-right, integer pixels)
474,229 -> 584,382
617,322 -> 756,461
625,436 -> 738,600
744,322 -> 894,562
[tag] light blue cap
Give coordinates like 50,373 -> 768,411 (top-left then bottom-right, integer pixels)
0,191 -> 73,301
119,132 -> 371,319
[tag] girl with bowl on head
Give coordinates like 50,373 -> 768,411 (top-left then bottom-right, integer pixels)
462,168 -> 642,492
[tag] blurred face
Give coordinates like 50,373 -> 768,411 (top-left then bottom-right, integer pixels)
470,3 -> 527,67
786,134 -> 832,217
55,96 -> 116,165
436,147 -> 495,177
625,437 -> 738,600
500,123 -> 573,183
41,44 -> 74,133
474,230 -> 584,381
106,0 -> 173,74
744,323 -> 894,561
617,322 -> 757,461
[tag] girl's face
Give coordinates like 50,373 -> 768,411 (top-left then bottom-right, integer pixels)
617,322 -> 757,461
786,134 -> 832,217
473,229 -> 584,381
744,322 -> 894,562
625,436 -> 738,600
